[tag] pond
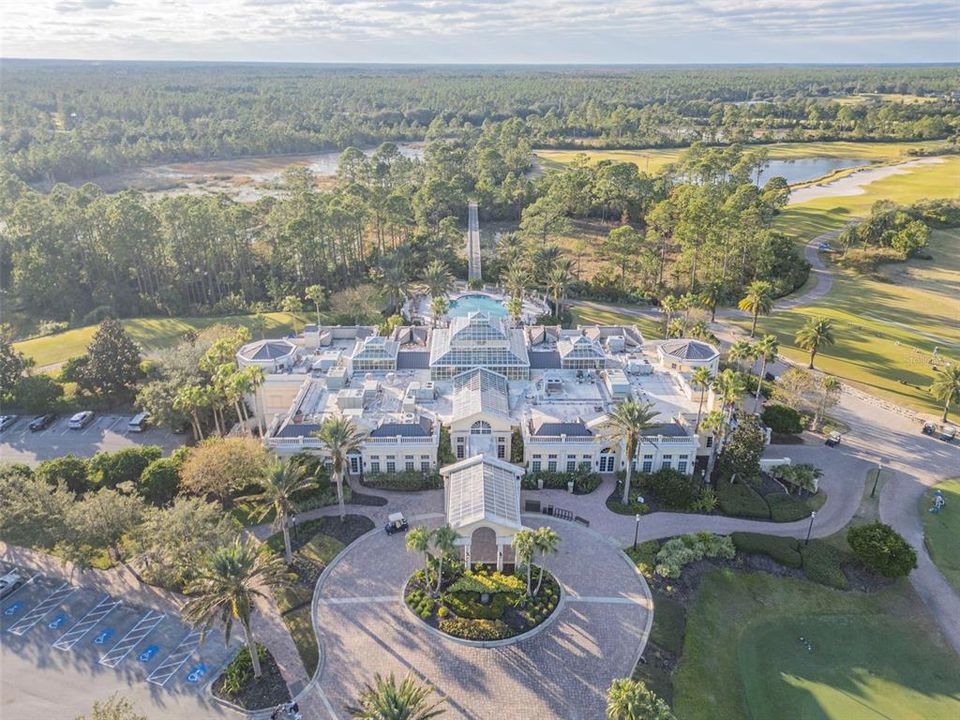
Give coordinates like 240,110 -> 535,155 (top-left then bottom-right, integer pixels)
448,294 -> 509,318
756,158 -> 868,187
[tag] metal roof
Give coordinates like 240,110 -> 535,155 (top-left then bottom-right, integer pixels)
529,351 -> 562,369
239,339 -> 298,361
659,339 -> 719,361
642,422 -> 690,438
533,421 -> 592,437
370,417 -> 432,438
396,350 -> 430,370
442,455 -> 523,531
274,422 -> 321,438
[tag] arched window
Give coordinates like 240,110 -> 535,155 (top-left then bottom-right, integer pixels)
470,420 -> 492,435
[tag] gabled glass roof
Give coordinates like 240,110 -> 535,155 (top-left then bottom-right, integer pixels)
445,456 -> 522,531
452,367 -> 510,420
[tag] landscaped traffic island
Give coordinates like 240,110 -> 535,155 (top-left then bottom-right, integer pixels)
404,565 -> 560,642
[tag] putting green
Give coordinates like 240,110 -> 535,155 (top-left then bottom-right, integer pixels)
738,615 -> 960,720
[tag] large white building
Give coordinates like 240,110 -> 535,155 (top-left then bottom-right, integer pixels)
243,318 -> 718,478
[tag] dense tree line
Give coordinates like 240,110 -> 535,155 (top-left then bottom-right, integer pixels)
2,61 -> 957,183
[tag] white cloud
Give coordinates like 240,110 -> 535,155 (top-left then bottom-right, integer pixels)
3,0 -> 958,62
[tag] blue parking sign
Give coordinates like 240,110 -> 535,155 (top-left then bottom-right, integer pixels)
139,644 -> 160,662
186,663 -> 208,684
3,602 -> 23,616
93,628 -> 114,645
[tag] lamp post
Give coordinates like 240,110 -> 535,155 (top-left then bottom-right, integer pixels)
805,511 -> 817,546
633,513 -> 641,550
871,462 -> 883,498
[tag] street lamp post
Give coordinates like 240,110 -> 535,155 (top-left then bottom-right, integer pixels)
633,513 -> 641,550
805,511 -> 817,546
871,463 -> 883,498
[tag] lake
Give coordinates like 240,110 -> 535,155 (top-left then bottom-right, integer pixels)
756,158 -> 868,187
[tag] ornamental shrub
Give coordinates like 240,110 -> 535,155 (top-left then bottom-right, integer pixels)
522,469 -> 602,494
654,533 -> 733,578
731,532 -> 803,568
800,540 -> 848,589
362,470 -> 442,491
439,618 -> 511,641
717,481 -> 770,519
847,522 -> 917,578
644,468 -> 703,510
761,404 -> 804,434
765,492 -> 814,522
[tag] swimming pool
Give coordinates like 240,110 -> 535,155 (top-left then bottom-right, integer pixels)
447,294 -> 508,318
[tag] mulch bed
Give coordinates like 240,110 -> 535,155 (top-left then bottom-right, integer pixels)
347,490 -> 388,506
769,433 -> 805,445
212,648 -> 290,710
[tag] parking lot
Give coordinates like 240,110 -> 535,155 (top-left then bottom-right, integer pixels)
0,563 -> 239,719
0,414 -> 185,465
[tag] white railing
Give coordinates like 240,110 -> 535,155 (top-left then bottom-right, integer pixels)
524,434 -> 598,444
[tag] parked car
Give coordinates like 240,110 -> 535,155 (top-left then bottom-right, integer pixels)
127,412 -> 151,433
385,512 -> 409,535
0,571 -> 24,600
68,411 -> 94,429
28,413 -> 57,431
940,425 -> 957,443
825,431 -> 842,447
817,242 -> 834,252
0,415 -> 18,432
922,421 -> 937,436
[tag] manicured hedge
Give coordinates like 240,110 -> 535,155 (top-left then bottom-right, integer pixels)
522,469 -> 602,495
766,493 -> 815,522
847,521 -> 917,578
362,470 -> 442,491
644,468 -> 704,510
717,481 -> 770,519
800,540 -> 848,589
731,532 -> 803,568
761,404 -> 804,434
439,618 -> 512,641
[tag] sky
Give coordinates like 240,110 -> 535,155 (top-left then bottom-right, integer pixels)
2,0 -> 959,64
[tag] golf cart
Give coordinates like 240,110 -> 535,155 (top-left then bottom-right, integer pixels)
385,512 -> 409,535
922,421 -> 937,436
825,431 -> 842,447
940,425 -> 957,443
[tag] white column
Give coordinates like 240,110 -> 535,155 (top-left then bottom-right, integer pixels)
463,544 -> 471,571
496,544 -> 504,572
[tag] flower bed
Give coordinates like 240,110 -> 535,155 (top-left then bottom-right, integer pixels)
404,565 -> 561,641
212,644 -> 290,710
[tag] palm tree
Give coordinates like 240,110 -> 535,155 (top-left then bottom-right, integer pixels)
532,527 -> 561,596
242,365 -> 267,437
430,295 -> 449,327
546,261 -> 574,320
173,384 -> 209,441
699,409 -> 726,478
930,365 -> 960,422
752,334 -> 779,413
431,524 -> 460,593
182,537 -> 291,679
406,526 -> 433,579
738,280 -> 775,337
379,262 -> 410,315
512,529 -> 536,597
795,317 -> 835,369
504,265 -> 530,300
305,284 -> 326,328
422,259 -> 454,299
606,678 -> 674,720
728,339 -> 756,373
314,415 -> 366,521
659,294 -> 680,334
239,459 -> 317,563
607,400 -> 661,504
691,366 -> 713,432
347,673 -> 446,720
712,368 -> 747,419
280,294 -> 304,334
506,296 -> 523,326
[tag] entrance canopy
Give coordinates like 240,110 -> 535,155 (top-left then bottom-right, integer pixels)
440,454 -> 524,536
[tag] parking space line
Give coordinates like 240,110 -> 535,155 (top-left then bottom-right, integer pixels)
146,630 -> 202,687
52,595 -> 122,651
98,610 -> 166,668
1,573 -> 40,603
6,582 -> 76,636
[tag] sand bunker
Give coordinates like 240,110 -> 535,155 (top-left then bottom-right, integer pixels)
789,157 -> 945,204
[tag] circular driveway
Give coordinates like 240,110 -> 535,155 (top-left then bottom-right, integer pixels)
312,517 -> 652,719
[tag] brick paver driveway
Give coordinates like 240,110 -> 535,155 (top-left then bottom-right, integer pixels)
311,517 -> 652,720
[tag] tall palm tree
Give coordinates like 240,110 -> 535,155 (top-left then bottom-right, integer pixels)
606,400 -> 661,504
182,537 -> 291,678
421,260 -> 454,300
691,366 -> 713,431
347,673 -> 446,720
314,415 -> 366,521
504,265 -> 530,300
738,280 -> 775,337
242,365 -> 267,437
699,409 -> 726,478
431,525 -> 460,593
728,339 -> 756,373
712,368 -> 747,418
406,526 -> 433,579
430,295 -> 449,327
659,294 -> 680,334
173,384 -> 209,441
795,317 -> 835,369
546,261 -> 574,319
930,365 -> 960,422
239,459 -> 317,564
506,296 -> 523,326
305,284 -> 326,328
752,334 -> 779,413
378,262 -> 410,315
532,526 -> 561,596
512,529 -> 536,597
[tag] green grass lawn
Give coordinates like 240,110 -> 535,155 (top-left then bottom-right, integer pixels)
14,311 -> 309,369
739,615 -> 960,720
673,570 -> 960,720
535,140 -> 949,175
922,478 -> 960,595
569,303 -> 662,340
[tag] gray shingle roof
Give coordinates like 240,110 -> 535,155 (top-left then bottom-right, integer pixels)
659,339 -> 718,361
642,422 -> 690,438
370,420 -> 431,438
533,422 -> 592,437
274,422 -> 320,438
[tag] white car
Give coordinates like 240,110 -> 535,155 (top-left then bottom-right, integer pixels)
0,571 -> 24,600
68,411 -> 94,429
